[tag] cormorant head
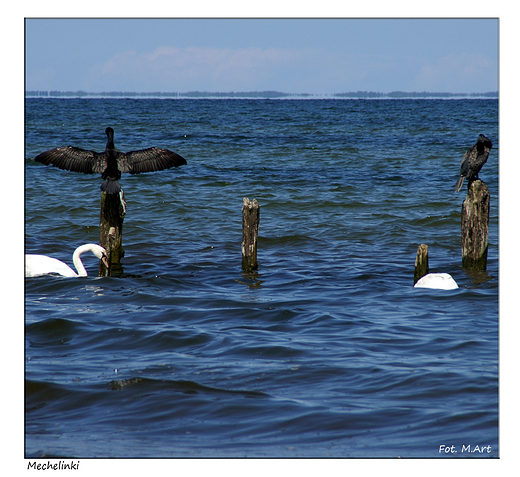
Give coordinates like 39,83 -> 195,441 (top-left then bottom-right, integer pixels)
105,127 -> 115,148
478,134 -> 493,149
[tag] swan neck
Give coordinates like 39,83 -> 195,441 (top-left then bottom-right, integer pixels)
72,245 -> 90,276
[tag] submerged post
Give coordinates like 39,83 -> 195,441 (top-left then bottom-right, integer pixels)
414,243 -> 429,285
242,198 -> 260,271
461,180 -> 489,270
99,191 -> 126,276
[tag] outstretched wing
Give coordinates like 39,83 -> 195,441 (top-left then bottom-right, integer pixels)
34,146 -> 107,174
118,147 -> 187,174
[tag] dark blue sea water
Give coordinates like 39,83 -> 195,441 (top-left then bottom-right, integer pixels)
25,98 -> 498,458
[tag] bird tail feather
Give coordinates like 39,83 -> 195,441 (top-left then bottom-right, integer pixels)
100,179 -> 121,194
454,176 -> 465,193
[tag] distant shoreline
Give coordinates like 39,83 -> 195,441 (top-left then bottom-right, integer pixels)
25,90 -> 498,100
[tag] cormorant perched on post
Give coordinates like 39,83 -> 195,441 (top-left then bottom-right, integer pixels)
455,134 -> 492,192
34,127 -> 187,194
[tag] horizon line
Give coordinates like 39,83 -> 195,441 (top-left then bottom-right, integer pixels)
25,90 -> 498,99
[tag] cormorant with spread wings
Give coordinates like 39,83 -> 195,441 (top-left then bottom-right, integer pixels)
34,127 -> 187,194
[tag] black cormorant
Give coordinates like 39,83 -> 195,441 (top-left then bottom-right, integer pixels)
34,127 -> 187,194
455,134 -> 492,192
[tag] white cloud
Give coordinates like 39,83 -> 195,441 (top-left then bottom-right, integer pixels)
84,46 -> 324,93
414,53 -> 495,92
74,47 -> 497,94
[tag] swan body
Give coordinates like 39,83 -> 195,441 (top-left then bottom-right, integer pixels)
34,127 -> 187,194
25,244 -> 109,278
414,273 -> 459,290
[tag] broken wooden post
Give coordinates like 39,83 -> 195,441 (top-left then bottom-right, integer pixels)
461,179 -> 489,270
242,198 -> 260,271
414,243 -> 429,285
98,191 -> 126,276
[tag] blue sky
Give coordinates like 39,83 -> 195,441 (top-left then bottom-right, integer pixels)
25,18 -> 498,94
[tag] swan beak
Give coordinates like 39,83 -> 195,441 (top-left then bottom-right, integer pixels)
101,255 -> 110,268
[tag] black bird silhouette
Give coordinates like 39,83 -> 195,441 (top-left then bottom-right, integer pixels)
34,127 -> 187,194
455,134 -> 492,192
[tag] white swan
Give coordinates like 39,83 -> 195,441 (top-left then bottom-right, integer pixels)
414,273 -> 459,290
25,244 -> 109,278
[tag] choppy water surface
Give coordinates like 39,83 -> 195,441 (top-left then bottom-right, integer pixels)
25,98 -> 498,458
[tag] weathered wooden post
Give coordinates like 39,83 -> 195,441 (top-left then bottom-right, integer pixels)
242,198 -> 260,271
98,191 -> 126,276
461,179 -> 489,270
414,243 -> 429,285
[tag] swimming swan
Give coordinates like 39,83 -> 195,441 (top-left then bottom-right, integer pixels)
413,244 -> 458,290
25,244 -> 109,277
414,273 -> 459,290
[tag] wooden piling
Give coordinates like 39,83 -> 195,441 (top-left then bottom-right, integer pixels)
414,243 -> 429,285
98,191 -> 126,276
242,198 -> 260,271
461,180 -> 489,270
